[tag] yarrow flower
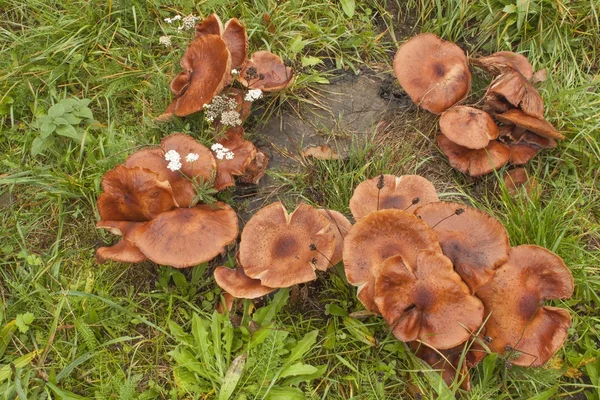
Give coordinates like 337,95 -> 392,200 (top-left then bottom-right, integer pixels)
159,36 -> 172,47
211,143 -> 235,160
231,69 -> 239,76
185,153 -> 199,162
164,15 -> 182,24
203,95 -> 241,126
220,110 -> 242,127
165,150 -> 182,171
244,89 -> 263,102
178,14 -> 199,31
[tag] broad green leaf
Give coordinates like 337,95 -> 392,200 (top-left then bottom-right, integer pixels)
529,388 -> 557,400
39,122 -> 56,138
325,303 -> 348,317
53,117 -> 71,126
168,348 -> 208,378
15,312 -> 34,334
218,353 -> 246,400
301,56 -> 322,67
55,124 -> 82,142
279,362 -> 318,378
45,382 -> 88,400
0,320 -> 16,358
74,107 -> 94,120
192,314 -> 213,367
47,103 -> 65,118
284,330 -> 318,365
503,4 -> 517,13
0,350 -> 40,381
339,0 -> 355,18
265,386 -> 305,400
280,364 -> 326,386
289,35 -> 308,55
253,289 -> 289,325
343,317 -> 377,347
63,114 -> 82,125
211,311 -> 225,376
173,366 -> 206,392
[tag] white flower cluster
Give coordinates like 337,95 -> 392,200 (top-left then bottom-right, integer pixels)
244,89 -> 263,102
185,153 -> 199,162
220,110 -> 242,127
203,95 -> 242,127
164,15 -> 182,24
178,14 -> 199,31
231,69 -> 239,76
165,150 -> 182,171
159,35 -> 172,47
211,143 -> 235,160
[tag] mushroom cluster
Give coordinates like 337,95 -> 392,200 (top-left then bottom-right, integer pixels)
343,174 -> 574,389
214,202 -> 352,308
96,134 -> 240,268
393,33 -> 564,180
158,14 -> 294,186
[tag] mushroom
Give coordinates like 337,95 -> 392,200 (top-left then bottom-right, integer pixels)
213,127 -> 258,191
125,134 -> 217,207
349,175 -> 439,221
342,209 -> 442,313
374,251 -> 484,349
211,88 -> 253,133
487,68 -> 544,119
161,34 -> 231,118
238,202 -> 336,288
393,33 -> 471,114
317,209 -> 352,265
96,221 -> 146,264
129,202 -> 239,268
414,201 -> 510,293
475,245 -> 574,366
214,266 -> 275,299
437,134 -> 510,177
194,13 -> 223,37
504,168 -> 537,195
97,165 -> 177,222
508,142 -> 539,165
238,51 -> 294,92
238,149 -> 269,185
495,109 -> 564,140
302,145 -> 341,160
471,51 -> 534,80
223,18 -> 248,70
439,106 -> 499,149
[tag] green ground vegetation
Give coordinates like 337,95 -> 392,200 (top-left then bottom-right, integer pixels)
1,0 -> 599,398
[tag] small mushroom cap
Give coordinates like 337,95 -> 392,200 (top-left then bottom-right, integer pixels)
194,13 -> 223,37
509,142 -> 539,165
471,51 -> 534,80
415,201 -> 510,293
223,18 -> 248,70
125,134 -> 216,207
349,175 -> 439,221
475,245 -> 574,366
393,33 -> 471,114
521,131 -> 557,149
238,150 -> 269,185
495,109 -> 564,140
214,266 -> 275,299
213,127 -> 258,191
504,168 -> 537,195
439,106 -> 499,149
374,251 -> 484,349
164,34 -> 231,117
343,209 -> 442,313
96,238 -> 146,264
130,202 -> 239,268
487,69 -> 544,118
239,202 -> 335,288
97,165 -> 176,221
239,51 -> 294,92
317,209 -> 352,265
437,134 -> 510,177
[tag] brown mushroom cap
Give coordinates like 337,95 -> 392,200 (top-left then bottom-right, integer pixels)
374,251 -> 484,349
125,134 -> 216,207
130,202 -> 238,268
238,150 -> 269,185
437,134 -> 510,177
343,209 -> 442,313
163,34 -> 231,117
439,106 -> 499,149
504,168 -> 537,195
521,131 -> 557,149
349,175 -> 439,221
496,109 -> 564,140
213,127 -> 258,191
214,266 -> 275,299
415,201 -> 510,293
194,13 -> 223,37
509,142 -> 539,165
238,202 -> 335,287
487,69 -> 544,119
96,220 -> 146,264
223,18 -> 248,70
317,209 -> 352,265
97,165 -> 176,222
170,71 -> 190,96
238,51 -> 294,92
393,33 -> 471,114
475,245 -> 574,366
471,51 -> 534,80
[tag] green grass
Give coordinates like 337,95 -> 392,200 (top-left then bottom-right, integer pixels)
1,0 -> 600,398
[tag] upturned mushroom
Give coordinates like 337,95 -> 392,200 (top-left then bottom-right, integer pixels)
393,33 -> 471,114
96,221 -> 146,264
349,174 -> 439,221
471,51 -> 534,80
238,51 -> 294,92
486,67 -> 544,119
495,109 -> 565,140
475,245 -> 574,366
439,106 -> 499,149
212,127 -> 258,191
437,134 -> 510,177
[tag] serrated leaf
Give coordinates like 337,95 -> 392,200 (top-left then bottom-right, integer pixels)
340,0 -> 355,18
15,312 -> 34,333
74,107 -> 94,119
218,353 -> 246,400
48,103 -> 65,118
55,124 -> 82,142
285,329 -> 318,365
279,362 -> 318,378
301,56 -> 322,67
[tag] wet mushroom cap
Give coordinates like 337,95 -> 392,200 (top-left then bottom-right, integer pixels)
343,209 -> 442,313
487,68 -> 544,119
214,266 -> 275,299
317,209 -> 352,265
164,34 -> 231,117
439,106 -> 499,149
475,245 -> 574,367
374,251 -> 484,349
194,13 -> 223,37
130,202 -> 239,268
96,239 -> 146,264
393,33 -> 471,114
496,109 -> 564,140
97,165 -> 176,222
509,142 -> 539,165
437,134 -> 510,177
471,51 -> 534,80
238,202 -> 335,288
238,150 -> 269,185
223,18 -> 248,69
349,174 -> 439,221
414,201 -> 510,293
238,51 -> 294,92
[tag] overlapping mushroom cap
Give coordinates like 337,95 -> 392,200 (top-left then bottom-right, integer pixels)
238,202 -> 336,288
393,33 -> 471,114
437,134 -> 510,177
439,106 -> 498,149
487,67 -> 544,119
317,209 -> 352,265
414,202 -> 510,293
471,51 -> 534,80
349,174 -> 439,220
374,251 -> 484,349
496,109 -> 564,140
214,266 -> 275,299
96,221 -> 146,264
475,245 -> 574,366
343,209 -> 442,313
239,51 -> 294,92
212,127 -> 258,191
